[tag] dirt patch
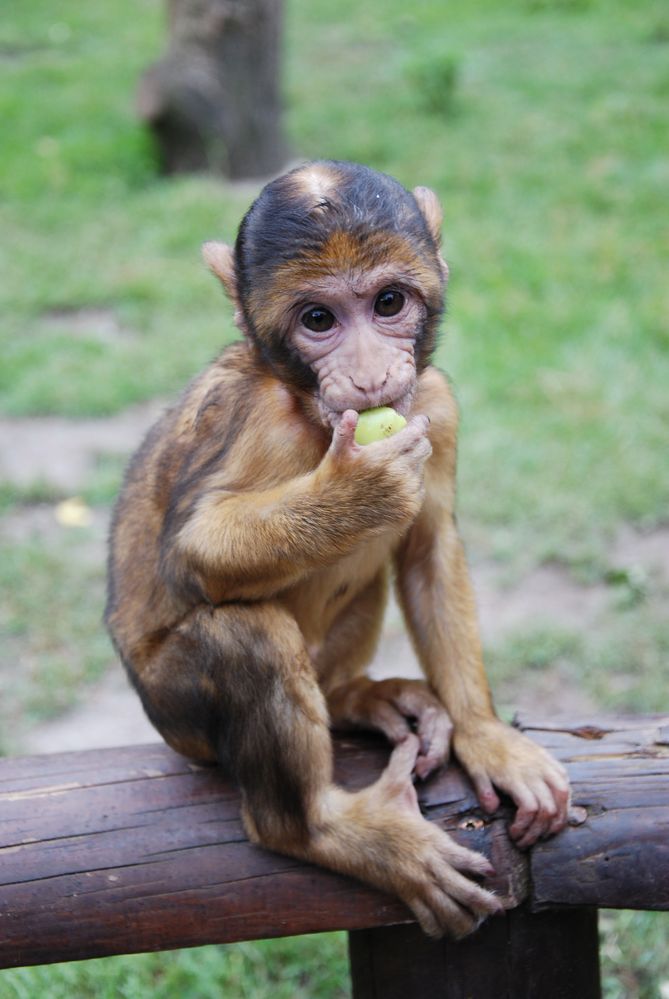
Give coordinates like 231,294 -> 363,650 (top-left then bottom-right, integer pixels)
0,400 -> 164,492
0,503 -> 108,558
612,524 -> 669,578
474,561 -> 612,641
25,667 -> 157,755
40,306 -> 136,344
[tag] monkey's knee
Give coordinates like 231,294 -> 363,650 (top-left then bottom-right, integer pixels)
127,619 -> 223,763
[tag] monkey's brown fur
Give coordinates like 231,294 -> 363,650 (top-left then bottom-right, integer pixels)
107,161 -> 569,938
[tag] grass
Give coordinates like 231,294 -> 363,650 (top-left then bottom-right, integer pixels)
0,934 -> 350,999
0,521 -> 111,750
0,0 -> 668,994
486,580 -> 669,717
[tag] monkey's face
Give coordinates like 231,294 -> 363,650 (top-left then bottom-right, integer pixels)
245,224 -> 445,430
283,256 -> 430,429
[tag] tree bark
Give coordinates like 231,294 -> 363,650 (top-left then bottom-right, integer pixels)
137,0 -> 288,180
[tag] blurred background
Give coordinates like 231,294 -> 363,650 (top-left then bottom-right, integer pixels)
1,0 -> 667,994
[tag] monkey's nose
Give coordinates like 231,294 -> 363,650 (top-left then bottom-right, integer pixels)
349,371 -> 389,395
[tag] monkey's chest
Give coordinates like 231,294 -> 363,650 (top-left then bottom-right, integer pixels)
280,533 -> 396,648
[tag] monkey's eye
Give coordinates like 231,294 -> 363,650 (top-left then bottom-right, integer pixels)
374,289 -> 405,317
301,307 -> 335,333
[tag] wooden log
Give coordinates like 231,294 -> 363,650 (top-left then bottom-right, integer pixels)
515,715 -> 669,912
348,907 -> 601,999
0,714 -> 667,970
0,735 -> 523,970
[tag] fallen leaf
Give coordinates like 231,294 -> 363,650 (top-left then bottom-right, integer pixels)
55,497 -> 93,528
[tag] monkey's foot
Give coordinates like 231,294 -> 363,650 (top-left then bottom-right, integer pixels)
317,736 -> 502,938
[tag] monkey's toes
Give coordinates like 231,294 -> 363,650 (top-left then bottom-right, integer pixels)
409,873 -> 501,940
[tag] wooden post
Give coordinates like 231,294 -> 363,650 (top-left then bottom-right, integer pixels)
348,907 -> 601,999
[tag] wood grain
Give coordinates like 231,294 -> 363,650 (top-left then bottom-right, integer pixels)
0,734 -> 522,969
1,715 -> 667,970
515,714 -> 669,912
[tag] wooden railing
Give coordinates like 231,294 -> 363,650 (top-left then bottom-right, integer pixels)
1,714 -> 668,998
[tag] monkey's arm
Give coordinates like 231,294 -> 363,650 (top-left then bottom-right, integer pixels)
169,474 -> 372,601
393,372 -> 570,845
395,502 -> 570,846
164,411 -> 430,603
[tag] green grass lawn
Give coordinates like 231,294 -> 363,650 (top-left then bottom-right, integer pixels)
1,0 -> 668,994
2,0 -> 668,560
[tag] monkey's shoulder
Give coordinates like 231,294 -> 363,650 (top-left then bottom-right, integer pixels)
165,344 -> 328,492
127,344 -> 322,488
116,344 -> 252,490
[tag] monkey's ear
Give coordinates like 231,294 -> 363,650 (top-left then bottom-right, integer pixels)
202,241 -> 239,303
412,186 -> 443,245
412,186 -> 449,282
202,241 -> 250,333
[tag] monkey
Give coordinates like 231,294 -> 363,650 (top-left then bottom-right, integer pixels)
105,160 -> 570,939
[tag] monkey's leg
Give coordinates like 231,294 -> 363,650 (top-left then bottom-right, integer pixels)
132,601 -> 499,938
318,574 -> 452,781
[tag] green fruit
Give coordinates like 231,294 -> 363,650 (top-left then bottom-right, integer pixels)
354,406 -> 407,445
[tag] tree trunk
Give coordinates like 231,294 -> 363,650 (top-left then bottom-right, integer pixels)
137,0 -> 288,180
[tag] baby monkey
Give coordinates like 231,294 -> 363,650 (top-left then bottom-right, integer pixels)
106,160 -> 569,938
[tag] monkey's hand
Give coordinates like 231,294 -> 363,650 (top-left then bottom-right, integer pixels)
324,410 -> 432,528
328,677 -> 452,780
453,719 -> 570,848
321,736 -> 502,938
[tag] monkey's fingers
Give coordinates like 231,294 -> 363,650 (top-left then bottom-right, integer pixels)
402,413 -> 431,437
509,769 -> 571,848
386,414 -> 431,454
373,735 -> 423,816
401,829 -> 501,938
409,885 -> 490,940
376,680 -> 451,780
360,413 -> 430,461
468,769 -> 501,815
329,410 -> 359,456
364,699 -> 413,746
408,845 -> 501,938
414,708 -> 452,780
509,782 -> 559,848
546,771 -> 573,836
484,773 -> 569,848
455,722 -> 570,847
499,749 -> 570,846
435,837 -> 496,881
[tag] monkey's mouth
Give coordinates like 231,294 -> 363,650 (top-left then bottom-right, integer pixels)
321,387 -> 415,431
387,388 -> 415,419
